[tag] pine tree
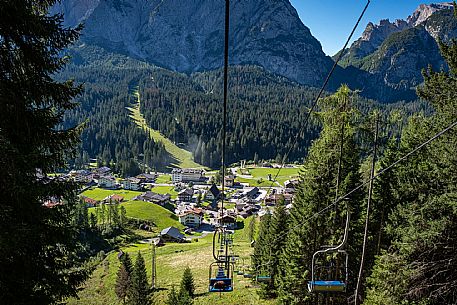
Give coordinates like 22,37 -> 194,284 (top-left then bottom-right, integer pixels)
0,1 -> 87,303
276,85 -> 363,304
267,197 -> 289,298
121,253 -> 133,280
177,289 -> 193,305
180,266 -> 195,298
115,263 -> 131,304
247,216 -> 256,243
365,29 -> 457,305
252,213 -> 272,273
129,252 -> 150,305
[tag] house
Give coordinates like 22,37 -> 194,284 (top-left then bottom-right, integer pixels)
245,187 -> 260,199
242,204 -> 260,216
103,194 -> 124,203
136,173 -> 156,183
82,196 -> 99,207
235,200 -> 247,212
224,175 -> 235,187
172,168 -> 204,183
178,208 -> 204,228
217,214 -> 237,229
133,191 -> 171,206
160,226 -> 185,243
98,176 -> 117,189
123,177 -> 142,191
205,184 -> 220,201
95,166 -> 111,175
265,193 -> 294,206
42,196 -> 63,208
178,188 -> 194,202
284,179 -> 300,189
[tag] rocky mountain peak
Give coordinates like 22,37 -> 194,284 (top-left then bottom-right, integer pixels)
407,2 -> 454,27
343,2 -> 453,60
52,0 -> 335,87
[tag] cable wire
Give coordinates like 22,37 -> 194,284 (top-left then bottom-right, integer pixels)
266,119 -> 457,255
263,0 -> 371,201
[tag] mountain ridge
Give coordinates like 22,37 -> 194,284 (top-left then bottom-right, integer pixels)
52,0 -> 338,88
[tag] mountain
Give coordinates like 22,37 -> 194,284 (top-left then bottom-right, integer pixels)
338,2 -> 456,93
52,0 -> 336,88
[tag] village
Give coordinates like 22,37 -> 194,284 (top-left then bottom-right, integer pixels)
56,164 -> 300,246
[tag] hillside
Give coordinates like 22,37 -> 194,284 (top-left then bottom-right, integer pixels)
67,218 -> 273,305
337,4 -> 457,96
127,88 -> 204,169
60,44 -> 429,170
51,0 -> 335,88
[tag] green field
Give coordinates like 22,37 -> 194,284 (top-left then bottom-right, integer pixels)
235,167 -> 300,187
67,217 -> 272,305
81,187 -> 143,201
235,176 -> 277,187
151,186 -> 178,199
121,200 -> 183,231
155,174 -> 171,184
127,89 -> 204,169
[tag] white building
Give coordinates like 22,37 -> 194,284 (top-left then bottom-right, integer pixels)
178,208 -> 204,228
172,168 -> 204,183
123,178 -> 142,191
98,176 -> 116,189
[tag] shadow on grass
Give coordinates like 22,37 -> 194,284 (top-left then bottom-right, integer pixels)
194,291 -> 210,298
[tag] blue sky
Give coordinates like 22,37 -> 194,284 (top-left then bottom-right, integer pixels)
290,0 -> 440,55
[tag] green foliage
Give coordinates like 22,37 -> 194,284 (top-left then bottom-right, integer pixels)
365,28 -> 457,305
115,262 -> 131,304
247,217 -> 256,242
0,1 -> 88,303
61,44 -> 419,170
166,286 -> 193,305
180,266 -> 195,298
252,198 -> 289,299
166,286 -> 180,305
129,252 -> 150,305
277,85 -> 364,304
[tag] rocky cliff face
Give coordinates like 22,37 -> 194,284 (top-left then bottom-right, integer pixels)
337,2 -> 456,97
407,2 -> 454,26
52,0 -> 335,87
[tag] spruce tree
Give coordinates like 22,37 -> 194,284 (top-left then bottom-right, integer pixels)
247,216 -> 256,243
180,266 -> 195,298
115,263 -> 131,304
267,197 -> 289,298
129,252 -> 150,305
0,1 -> 87,303
365,30 -> 457,305
276,85 -> 363,304
121,252 -> 133,276
177,289 -> 193,305
252,213 -> 272,272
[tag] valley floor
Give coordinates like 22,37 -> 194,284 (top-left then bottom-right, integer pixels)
67,218 -> 276,305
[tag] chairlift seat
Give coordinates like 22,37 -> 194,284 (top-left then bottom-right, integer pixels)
307,280 -> 346,292
209,278 -> 233,292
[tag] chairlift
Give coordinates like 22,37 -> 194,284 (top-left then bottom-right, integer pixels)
209,263 -> 233,292
208,226 -> 234,293
308,201 -> 350,293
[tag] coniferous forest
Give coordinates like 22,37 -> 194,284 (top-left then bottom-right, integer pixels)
252,37 -> 457,304
61,44 -> 429,171
1,1 -> 457,305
